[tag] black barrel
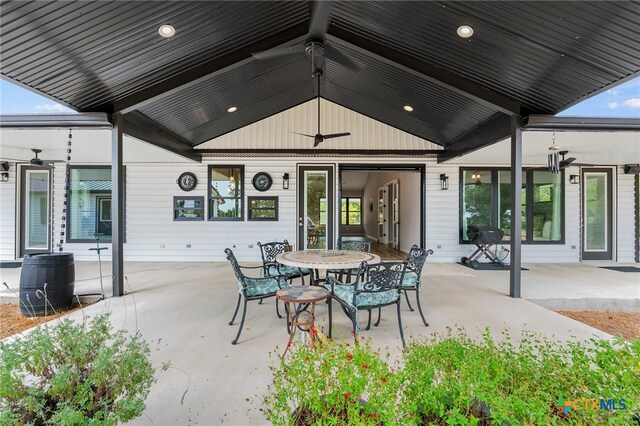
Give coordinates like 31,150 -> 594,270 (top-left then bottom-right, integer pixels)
19,252 -> 75,317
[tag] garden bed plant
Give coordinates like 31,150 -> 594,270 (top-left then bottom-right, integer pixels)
0,313 -> 155,425
263,329 -> 640,425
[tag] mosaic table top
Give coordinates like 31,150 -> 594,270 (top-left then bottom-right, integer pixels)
276,286 -> 330,303
276,250 -> 380,270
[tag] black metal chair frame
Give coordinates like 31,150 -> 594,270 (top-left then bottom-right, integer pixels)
327,260 -> 407,347
225,248 -> 287,345
328,238 -> 372,283
400,245 -> 433,326
257,239 -> 310,286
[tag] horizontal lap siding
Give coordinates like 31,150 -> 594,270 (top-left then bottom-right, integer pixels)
616,167 -> 636,262
0,165 -> 16,260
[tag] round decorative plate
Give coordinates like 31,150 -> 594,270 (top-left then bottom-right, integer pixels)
177,172 -> 197,191
252,172 -> 272,192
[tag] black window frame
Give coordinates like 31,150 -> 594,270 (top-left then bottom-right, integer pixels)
173,196 -> 205,221
247,196 -> 279,221
207,165 -> 244,221
459,167 -> 565,244
66,165 -> 126,243
341,197 -> 362,225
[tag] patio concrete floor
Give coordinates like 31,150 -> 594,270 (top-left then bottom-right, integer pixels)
1,261 -> 638,425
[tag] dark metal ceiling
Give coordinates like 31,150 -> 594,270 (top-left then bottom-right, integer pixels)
1,1 -> 638,159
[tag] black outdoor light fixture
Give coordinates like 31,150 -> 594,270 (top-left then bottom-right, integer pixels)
440,173 -> 449,190
569,175 -> 580,184
282,172 -> 290,189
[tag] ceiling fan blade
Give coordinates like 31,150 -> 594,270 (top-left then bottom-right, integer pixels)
321,132 -> 351,139
0,157 -> 28,162
252,44 -> 305,60
325,44 -> 361,71
292,132 -> 316,138
308,0 -> 332,40
560,157 -> 577,168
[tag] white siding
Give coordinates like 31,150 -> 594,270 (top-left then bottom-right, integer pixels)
0,163 -> 16,260
197,99 -> 442,151
617,166 -> 636,262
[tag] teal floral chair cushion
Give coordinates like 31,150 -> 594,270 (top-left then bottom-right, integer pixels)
266,264 -> 309,278
400,272 -> 420,288
239,276 -> 287,297
331,283 -> 399,309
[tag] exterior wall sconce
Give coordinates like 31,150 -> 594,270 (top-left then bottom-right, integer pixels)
440,173 -> 449,190
0,162 -> 9,182
282,172 -> 290,189
569,174 -> 580,184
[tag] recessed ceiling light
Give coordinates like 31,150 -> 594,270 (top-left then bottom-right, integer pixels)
158,24 -> 176,38
403,105 -> 414,112
457,25 -> 474,38
227,106 -> 238,113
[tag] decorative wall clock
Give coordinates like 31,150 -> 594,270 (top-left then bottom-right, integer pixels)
177,172 -> 197,191
252,172 -> 272,192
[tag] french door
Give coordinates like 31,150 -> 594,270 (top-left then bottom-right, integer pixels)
297,165 -> 335,250
20,166 -> 52,256
581,168 -> 613,260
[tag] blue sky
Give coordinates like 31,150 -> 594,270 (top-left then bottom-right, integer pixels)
1,76 -> 638,116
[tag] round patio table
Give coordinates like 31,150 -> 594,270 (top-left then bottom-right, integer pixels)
276,250 -> 381,285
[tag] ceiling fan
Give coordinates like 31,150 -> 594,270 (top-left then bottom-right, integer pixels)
0,148 -> 64,166
293,70 -> 350,147
252,1 -> 360,74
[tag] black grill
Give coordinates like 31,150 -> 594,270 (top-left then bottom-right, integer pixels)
461,226 -> 507,269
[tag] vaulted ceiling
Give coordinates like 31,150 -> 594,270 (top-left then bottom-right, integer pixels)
2,1 -> 638,161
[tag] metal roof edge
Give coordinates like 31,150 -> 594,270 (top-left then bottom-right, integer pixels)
524,115 -> 640,131
0,113 -> 111,128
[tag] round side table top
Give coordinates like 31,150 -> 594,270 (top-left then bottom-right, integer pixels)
276,286 -> 330,303
276,250 -> 380,270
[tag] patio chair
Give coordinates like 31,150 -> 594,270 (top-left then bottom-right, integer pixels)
327,260 -> 407,347
327,238 -> 371,282
372,245 -> 433,327
257,240 -> 310,285
225,248 -> 289,345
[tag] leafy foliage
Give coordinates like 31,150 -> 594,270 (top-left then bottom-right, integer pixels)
0,314 -> 155,425
264,329 -> 640,425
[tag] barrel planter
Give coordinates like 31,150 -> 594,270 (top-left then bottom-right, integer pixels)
19,252 -> 75,317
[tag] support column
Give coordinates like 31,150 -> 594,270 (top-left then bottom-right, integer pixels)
509,115 -> 523,298
112,113 -> 125,297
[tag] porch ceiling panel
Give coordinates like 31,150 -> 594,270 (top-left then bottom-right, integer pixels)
0,1 -> 310,109
329,1 -> 640,113
1,1 -> 638,159
138,55 -> 315,144
323,40 -> 500,145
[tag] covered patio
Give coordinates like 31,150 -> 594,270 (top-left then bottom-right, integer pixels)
2,260 -> 638,424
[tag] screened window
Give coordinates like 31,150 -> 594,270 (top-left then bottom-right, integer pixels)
68,166 -> 123,242
208,166 -> 244,220
248,196 -> 278,221
341,197 -> 362,225
460,168 -> 563,243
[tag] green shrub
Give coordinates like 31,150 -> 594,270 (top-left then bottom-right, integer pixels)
264,330 -> 640,425
264,338 -> 409,425
0,314 -> 155,425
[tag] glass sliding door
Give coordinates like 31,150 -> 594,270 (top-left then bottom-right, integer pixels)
298,165 -> 334,250
20,166 -> 52,256
582,169 -> 613,260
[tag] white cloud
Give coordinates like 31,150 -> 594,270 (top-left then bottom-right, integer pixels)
623,98 -> 640,109
606,88 -> 618,95
607,102 -> 618,110
34,103 -> 73,113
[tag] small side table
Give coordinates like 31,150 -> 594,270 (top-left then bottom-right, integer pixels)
276,286 -> 330,356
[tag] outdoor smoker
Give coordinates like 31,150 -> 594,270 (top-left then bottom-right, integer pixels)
461,226 -> 508,269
